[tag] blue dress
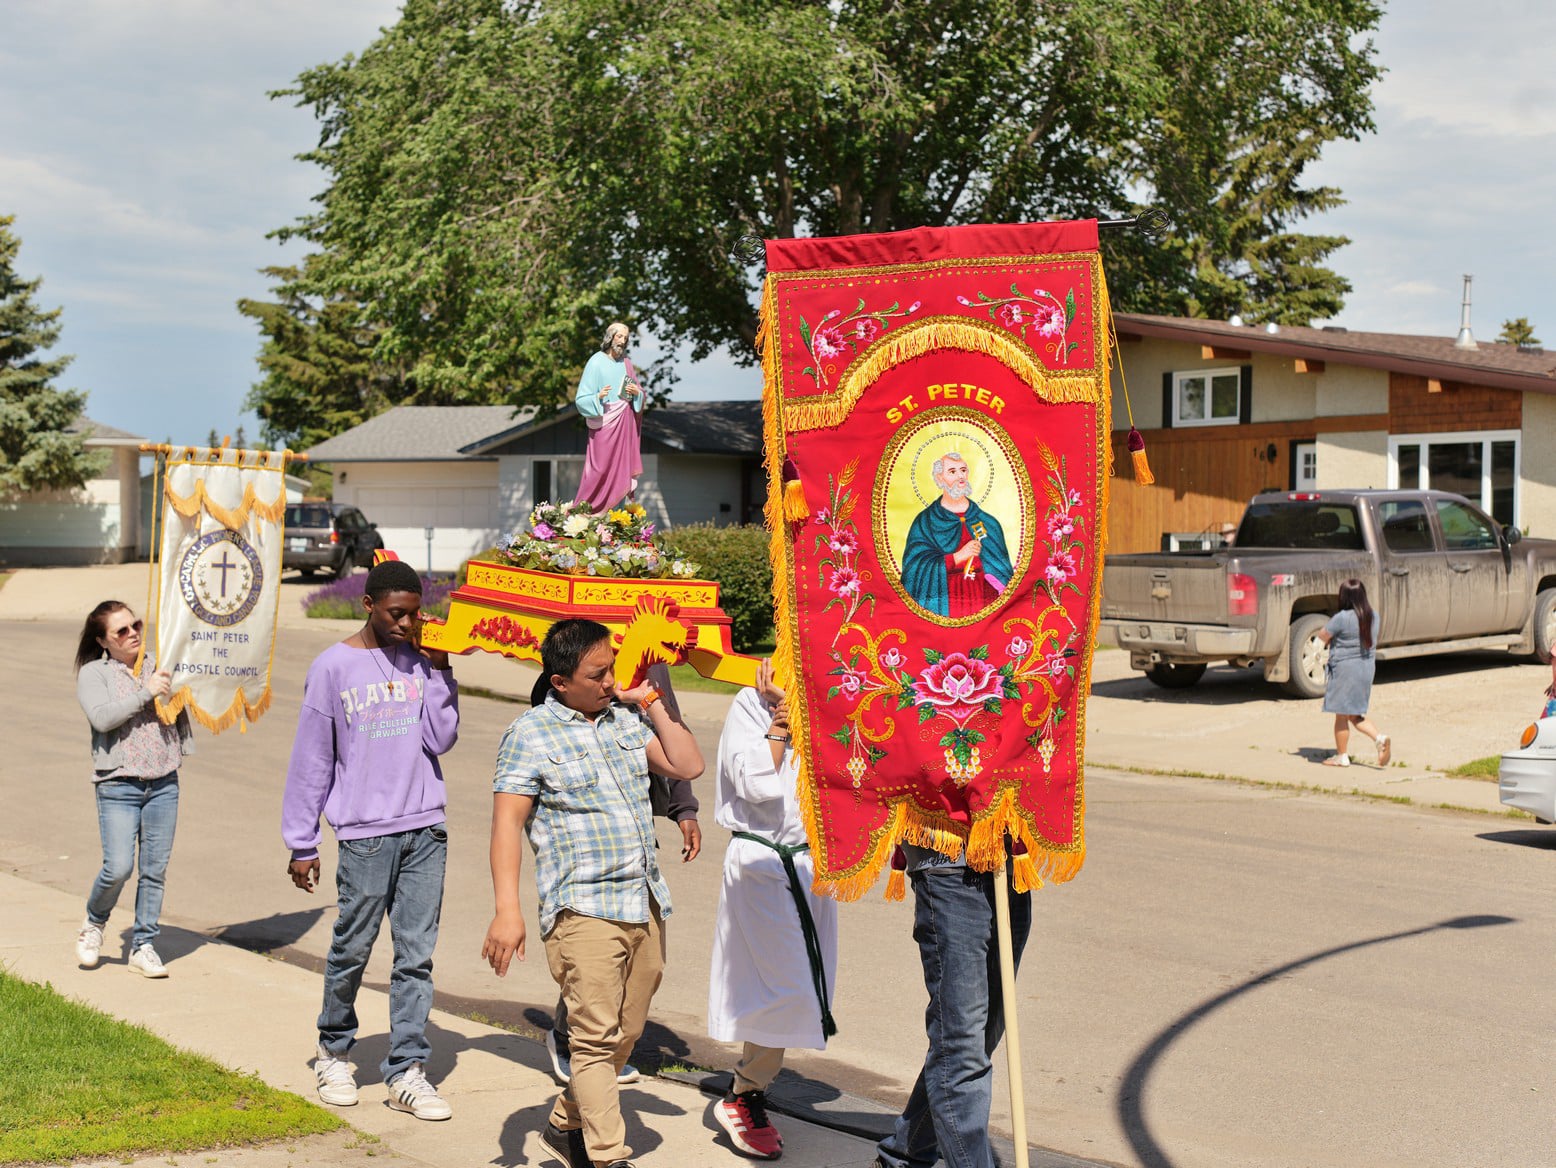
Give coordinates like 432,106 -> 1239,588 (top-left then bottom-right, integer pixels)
1322,609 -> 1378,715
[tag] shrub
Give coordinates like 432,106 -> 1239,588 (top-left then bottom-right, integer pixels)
669,523 -> 773,652
302,572 -> 457,620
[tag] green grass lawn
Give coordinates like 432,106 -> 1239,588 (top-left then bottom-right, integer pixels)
0,972 -> 340,1165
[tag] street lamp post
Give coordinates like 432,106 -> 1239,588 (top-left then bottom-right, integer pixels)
424,526 -> 434,575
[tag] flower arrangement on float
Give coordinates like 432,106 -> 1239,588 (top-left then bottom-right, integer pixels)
492,500 -> 701,579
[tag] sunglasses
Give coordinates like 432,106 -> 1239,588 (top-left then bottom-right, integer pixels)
108,619 -> 144,640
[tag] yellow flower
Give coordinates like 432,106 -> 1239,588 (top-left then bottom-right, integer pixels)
627,503 -> 647,518
607,509 -> 631,525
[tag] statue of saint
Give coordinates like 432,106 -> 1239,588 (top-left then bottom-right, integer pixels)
574,321 -> 644,511
900,452 -> 1012,617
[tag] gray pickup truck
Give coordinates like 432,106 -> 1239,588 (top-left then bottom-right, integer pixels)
1098,489 -> 1556,696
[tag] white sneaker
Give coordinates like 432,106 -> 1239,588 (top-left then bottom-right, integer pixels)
314,1044 -> 359,1107
548,1027 -> 638,1084
127,945 -> 168,978
388,1064 -> 451,1121
76,919 -> 104,968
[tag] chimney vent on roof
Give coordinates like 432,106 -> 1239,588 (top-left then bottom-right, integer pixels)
1321,325 -> 1348,333
1455,274 -> 1478,350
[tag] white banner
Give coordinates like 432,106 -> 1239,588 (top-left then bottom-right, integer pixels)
151,445 -> 286,733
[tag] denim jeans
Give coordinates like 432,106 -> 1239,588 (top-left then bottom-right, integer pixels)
875,863 -> 1032,1168
318,824 -> 447,1084
85,775 -> 179,953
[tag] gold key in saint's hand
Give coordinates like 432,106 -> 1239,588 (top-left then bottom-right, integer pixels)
964,520 -> 987,579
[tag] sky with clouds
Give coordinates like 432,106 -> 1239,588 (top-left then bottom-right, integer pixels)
2,0 -> 1553,447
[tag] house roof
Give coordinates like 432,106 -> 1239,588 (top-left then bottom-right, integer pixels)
305,405 -> 535,462
458,399 -> 763,457
67,417 -> 147,447
1116,314 -> 1556,394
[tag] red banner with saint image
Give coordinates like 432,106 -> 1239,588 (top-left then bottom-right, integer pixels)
759,221 -> 1111,899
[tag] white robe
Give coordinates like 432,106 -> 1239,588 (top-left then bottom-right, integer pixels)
707,688 -> 839,1050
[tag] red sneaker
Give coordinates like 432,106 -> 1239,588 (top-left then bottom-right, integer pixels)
716,1089 -> 784,1160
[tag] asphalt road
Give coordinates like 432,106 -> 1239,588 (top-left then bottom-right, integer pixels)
6,617 -> 1553,1168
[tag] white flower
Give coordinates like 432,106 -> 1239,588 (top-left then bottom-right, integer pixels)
563,513 -> 591,537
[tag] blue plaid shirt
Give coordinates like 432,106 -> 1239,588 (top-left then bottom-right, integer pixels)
493,692 -> 670,937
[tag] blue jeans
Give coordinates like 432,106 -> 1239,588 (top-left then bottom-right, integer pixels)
875,863 -> 1032,1168
85,775 -> 179,952
318,824 -> 447,1084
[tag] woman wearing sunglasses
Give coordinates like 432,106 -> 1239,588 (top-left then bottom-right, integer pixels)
72,599 -> 193,976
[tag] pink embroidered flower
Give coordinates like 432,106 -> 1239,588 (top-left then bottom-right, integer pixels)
1045,548 -> 1077,586
880,646 -> 904,670
812,326 -> 847,359
1041,649 -> 1069,679
1046,513 -> 1075,541
996,303 -> 1026,327
907,300 -> 921,313
852,318 -> 883,344
815,507 -> 832,526
1006,635 -> 1031,660
828,566 -> 861,597
1032,302 -> 1066,337
1067,487 -> 1082,508
530,521 -> 555,541
838,669 -> 866,698
912,653 -> 1004,722
829,531 -> 857,557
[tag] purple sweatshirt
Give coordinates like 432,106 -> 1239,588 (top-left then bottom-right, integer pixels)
281,640 -> 460,861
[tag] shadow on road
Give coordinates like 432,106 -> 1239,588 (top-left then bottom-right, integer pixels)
1476,829 -> 1556,851
1116,914 -> 1516,1168
209,908 -> 328,952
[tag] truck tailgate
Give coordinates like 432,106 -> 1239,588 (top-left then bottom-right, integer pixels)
1102,553 -> 1230,624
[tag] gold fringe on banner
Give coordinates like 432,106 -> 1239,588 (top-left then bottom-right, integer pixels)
783,316 -> 1105,434
163,476 -> 287,533
157,684 -> 272,734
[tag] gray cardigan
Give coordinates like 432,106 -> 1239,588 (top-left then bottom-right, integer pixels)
76,655 -> 194,777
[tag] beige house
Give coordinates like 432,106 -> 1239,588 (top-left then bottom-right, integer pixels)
1104,315 -> 1556,553
0,418 -> 146,566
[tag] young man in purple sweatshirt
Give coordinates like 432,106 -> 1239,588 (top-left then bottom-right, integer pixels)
281,559 -> 460,1121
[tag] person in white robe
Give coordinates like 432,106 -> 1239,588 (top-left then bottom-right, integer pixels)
708,660 -> 838,1160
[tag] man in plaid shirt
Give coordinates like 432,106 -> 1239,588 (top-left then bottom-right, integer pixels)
483,619 -> 703,1168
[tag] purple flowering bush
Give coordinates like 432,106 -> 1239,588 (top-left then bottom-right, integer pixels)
302,572 -> 457,620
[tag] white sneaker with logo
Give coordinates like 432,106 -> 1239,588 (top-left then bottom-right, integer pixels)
388,1064 -> 451,1121
76,919 -> 104,968
127,945 -> 168,978
314,1044 -> 360,1107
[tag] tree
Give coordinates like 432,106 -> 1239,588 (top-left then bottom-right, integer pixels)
263,0 -> 1383,418
1499,317 -> 1541,347
0,214 -> 104,496
238,259 -> 413,450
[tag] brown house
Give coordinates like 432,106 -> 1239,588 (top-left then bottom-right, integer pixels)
1104,314 -> 1556,553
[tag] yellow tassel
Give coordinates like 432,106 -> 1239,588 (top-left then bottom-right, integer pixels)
885,867 -> 906,902
1012,851 -> 1042,893
1131,446 -> 1155,486
783,477 -> 810,522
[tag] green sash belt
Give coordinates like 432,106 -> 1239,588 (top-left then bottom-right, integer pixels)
731,831 -> 837,1039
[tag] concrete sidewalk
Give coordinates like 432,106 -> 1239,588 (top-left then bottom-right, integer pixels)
2,870 -> 884,1168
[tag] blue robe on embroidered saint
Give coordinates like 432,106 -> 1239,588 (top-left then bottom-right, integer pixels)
900,498 -> 1012,618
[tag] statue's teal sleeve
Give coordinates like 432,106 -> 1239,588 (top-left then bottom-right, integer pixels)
575,352 -> 614,419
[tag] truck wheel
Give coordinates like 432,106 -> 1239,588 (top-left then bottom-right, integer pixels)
1145,663 -> 1207,690
1533,588 -> 1556,662
1283,614 -> 1330,698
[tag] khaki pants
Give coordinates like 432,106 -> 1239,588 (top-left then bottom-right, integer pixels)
544,907 -> 665,1164
732,1042 -> 784,1095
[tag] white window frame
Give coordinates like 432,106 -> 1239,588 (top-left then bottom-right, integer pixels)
1171,367 -> 1242,428
1293,441 -> 1317,491
1387,429 -> 1520,525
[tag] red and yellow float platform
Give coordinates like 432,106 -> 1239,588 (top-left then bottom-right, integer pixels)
413,557 -> 762,689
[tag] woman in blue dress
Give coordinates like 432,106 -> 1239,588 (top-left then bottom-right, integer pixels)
1318,578 -> 1391,767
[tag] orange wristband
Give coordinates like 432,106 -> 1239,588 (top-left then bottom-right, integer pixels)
640,688 -> 661,710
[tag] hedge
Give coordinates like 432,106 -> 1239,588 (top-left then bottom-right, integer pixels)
668,523 -> 774,652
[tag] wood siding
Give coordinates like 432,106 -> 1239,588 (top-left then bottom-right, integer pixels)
1389,372 -> 1522,433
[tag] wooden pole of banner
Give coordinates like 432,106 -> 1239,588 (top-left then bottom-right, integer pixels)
993,867 -> 1030,1168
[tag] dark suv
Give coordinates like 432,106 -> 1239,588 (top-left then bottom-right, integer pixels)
283,503 -> 384,577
